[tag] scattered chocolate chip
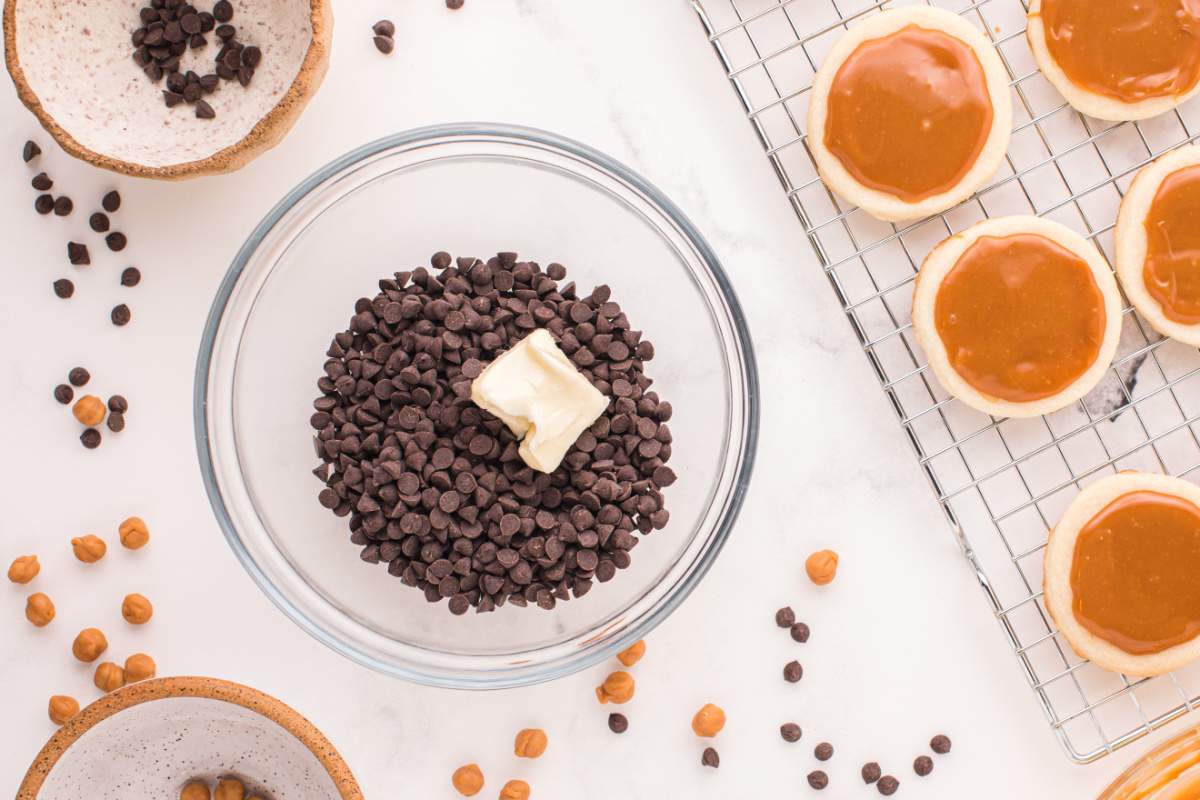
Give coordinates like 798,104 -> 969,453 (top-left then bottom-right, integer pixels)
102,190 -> 121,213
372,19 -> 394,37
783,660 -> 803,683
446,0 -> 464,8
877,776 -> 899,796
121,267 -> 142,287
790,622 -> 810,643
607,713 -> 628,734
780,722 -> 801,743
22,140 -> 40,162
53,278 -> 74,299
108,395 -> 128,413
53,196 -> 73,216
34,194 -> 53,214
807,771 -> 828,790
68,367 -> 90,387
54,384 -> 74,404
106,232 -> 128,251
107,412 -> 126,432
373,35 -> 394,54
195,99 -> 216,119
930,734 -> 951,754
213,0 -> 233,22
862,762 -> 881,784
80,428 -> 101,449
89,212 -> 110,232
701,747 -> 719,768
31,172 -> 52,191
814,742 -> 833,761
914,755 -> 932,776
775,606 -> 795,628
111,304 -> 132,326
68,242 -> 90,266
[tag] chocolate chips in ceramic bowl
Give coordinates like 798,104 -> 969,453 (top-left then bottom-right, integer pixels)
131,0 -> 261,118
310,251 -> 676,615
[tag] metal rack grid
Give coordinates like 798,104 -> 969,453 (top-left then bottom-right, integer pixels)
692,0 -> 1200,764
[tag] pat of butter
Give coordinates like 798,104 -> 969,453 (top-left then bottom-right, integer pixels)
470,328 -> 609,473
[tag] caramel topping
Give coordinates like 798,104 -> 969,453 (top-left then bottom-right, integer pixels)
1144,164 -> 1200,324
1071,490 -> 1200,656
824,24 -> 993,203
933,233 -> 1105,402
1038,0 -> 1200,103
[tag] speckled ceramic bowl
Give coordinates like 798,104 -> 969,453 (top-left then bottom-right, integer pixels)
17,677 -> 363,800
4,0 -> 331,179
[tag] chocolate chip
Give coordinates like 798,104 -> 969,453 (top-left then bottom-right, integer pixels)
807,771 -> 828,790
107,412 -> 126,432
775,606 -> 795,628
106,232 -> 128,251
108,395 -> 128,413
111,304 -> 132,326
54,384 -> 74,404
68,242 -> 90,266
89,212 -> 110,232
311,251 -> 671,614
31,172 -> 51,191
102,190 -> 121,213
53,196 -> 73,216
607,713 -> 628,733
815,742 -> 833,761
877,776 -> 899,796
121,267 -> 142,287
80,429 -> 101,449
914,755 -> 933,776
373,35 -> 394,54
701,747 -> 719,768
446,0 -> 464,7
930,734 -> 951,754
783,660 -> 803,683
22,140 -> 40,162
862,762 -> 881,784
53,279 -> 74,299
780,722 -> 801,742
372,19 -> 394,37
68,367 -> 90,387
213,0 -> 233,22
34,194 -> 53,214
790,622 -> 810,643
195,99 -> 215,119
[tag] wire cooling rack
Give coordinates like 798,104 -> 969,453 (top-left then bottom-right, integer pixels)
692,0 -> 1200,765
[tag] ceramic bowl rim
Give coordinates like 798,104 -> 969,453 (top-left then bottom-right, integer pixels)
16,676 -> 364,800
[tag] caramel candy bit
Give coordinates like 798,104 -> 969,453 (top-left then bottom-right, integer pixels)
805,549 -> 839,585
451,763 -> 484,797
691,703 -> 726,737
514,728 -> 548,758
616,639 -> 645,667
595,671 -> 635,704
7,554 -> 39,584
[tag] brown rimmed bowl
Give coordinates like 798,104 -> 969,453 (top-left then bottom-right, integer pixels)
4,0 -> 331,179
17,676 -> 363,800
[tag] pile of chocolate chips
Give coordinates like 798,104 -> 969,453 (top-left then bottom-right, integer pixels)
310,251 -> 676,615
131,0 -> 261,119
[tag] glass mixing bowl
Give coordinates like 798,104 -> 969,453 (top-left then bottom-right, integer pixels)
195,124 -> 759,688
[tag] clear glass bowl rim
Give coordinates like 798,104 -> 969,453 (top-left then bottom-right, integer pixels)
193,122 -> 761,688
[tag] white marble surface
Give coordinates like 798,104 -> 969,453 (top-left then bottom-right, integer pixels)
0,0 -> 1184,796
